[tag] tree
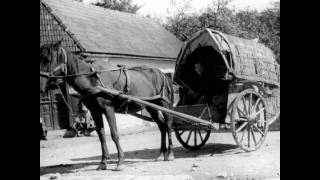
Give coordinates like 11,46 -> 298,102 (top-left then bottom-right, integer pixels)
258,2 -> 280,63
94,0 -> 141,14
235,9 -> 261,39
164,0 -> 239,41
163,0 -> 280,63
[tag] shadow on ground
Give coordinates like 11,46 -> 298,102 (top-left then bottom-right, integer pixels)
40,143 -> 239,176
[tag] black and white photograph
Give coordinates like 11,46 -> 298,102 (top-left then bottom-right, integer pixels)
40,0 -> 280,179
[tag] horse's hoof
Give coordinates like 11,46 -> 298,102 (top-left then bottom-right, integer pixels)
113,164 -> 125,171
96,163 -> 107,171
165,155 -> 174,161
164,153 -> 174,161
155,155 -> 164,161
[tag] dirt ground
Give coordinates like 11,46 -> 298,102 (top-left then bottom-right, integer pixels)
40,129 -> 280,180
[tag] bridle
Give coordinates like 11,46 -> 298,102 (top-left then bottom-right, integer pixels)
40,47 -> 68,80
40,47 -> 75,111
40,47 -> 107,80
39,47 -> 130,110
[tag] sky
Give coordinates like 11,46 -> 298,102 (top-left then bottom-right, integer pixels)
83,0 -> 280,21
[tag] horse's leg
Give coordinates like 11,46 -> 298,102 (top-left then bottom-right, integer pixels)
146,107 -> 167,161
101,101 -> 125,171
162,102 -> 175,161
90,110 -> 110,170
165,120 -> 174,161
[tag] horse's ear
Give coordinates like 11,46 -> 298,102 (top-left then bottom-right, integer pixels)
54,39 -> 63,49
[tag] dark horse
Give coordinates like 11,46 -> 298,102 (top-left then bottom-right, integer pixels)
40,41 -> 174,171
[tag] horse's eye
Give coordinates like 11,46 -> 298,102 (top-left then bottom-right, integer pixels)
41,49 -> 48,57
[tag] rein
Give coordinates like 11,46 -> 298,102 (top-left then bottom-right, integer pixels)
53,82 -> 74,113
40,47 -> 133,103
40,47 -> 119,80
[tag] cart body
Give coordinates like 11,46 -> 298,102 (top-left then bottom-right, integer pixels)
172,28 -> 280,151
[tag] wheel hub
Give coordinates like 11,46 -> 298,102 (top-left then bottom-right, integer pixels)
247,114 -> 257,125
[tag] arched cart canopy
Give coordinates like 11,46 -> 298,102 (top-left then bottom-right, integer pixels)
174,29 -> 280,89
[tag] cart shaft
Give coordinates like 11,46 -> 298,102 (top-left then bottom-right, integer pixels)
96,86 -> 214,128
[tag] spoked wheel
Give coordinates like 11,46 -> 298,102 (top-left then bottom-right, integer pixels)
231,89 -> 268,152
175,129 -> 211,150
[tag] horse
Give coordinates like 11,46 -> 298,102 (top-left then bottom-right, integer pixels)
40,40 -> 174,171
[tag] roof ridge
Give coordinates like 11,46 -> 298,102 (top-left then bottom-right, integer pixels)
49,0 -> 154,23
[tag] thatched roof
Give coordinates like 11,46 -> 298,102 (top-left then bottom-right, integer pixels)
40,0 -> 182,60
175,28 -> 280,86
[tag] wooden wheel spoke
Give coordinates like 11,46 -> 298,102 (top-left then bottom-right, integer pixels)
175,129 -> 211,150
186,131 -> 192,145
247,126 -> 250,147
236,118 -> 248,122
237,107 -> 246,118
236,122 -> 248,133
256,119 -> 266,124
253,125 -> 265,136
194,130 -> 197,146
241,96 -> 248,116
198,130 -> 204,142
253,108 -> 265,117
251,98 -> 261,114
240,128 -> 246,143
178,130 -> 185,136
249,93 -> 253,114
251,127 -> 257,146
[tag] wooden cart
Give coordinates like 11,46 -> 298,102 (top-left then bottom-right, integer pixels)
98,28 -> 280,152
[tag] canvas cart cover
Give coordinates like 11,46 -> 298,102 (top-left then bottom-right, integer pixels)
174,28 -> 280,88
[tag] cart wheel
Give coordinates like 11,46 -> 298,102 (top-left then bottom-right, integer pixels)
231,89 -> 268,152
175,129 -> 211,150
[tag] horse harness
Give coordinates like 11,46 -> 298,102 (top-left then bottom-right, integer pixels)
40,48 -> 131,95
89,64 -> 131,94
41,47 -> 171,113
115,64 -> 130,94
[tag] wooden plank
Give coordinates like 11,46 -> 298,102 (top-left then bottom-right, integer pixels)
96,86 -> 214,129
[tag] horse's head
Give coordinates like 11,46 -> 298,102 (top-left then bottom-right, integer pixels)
40,40 -> 67,92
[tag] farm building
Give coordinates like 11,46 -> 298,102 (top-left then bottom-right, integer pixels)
40,0 -> 182,130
